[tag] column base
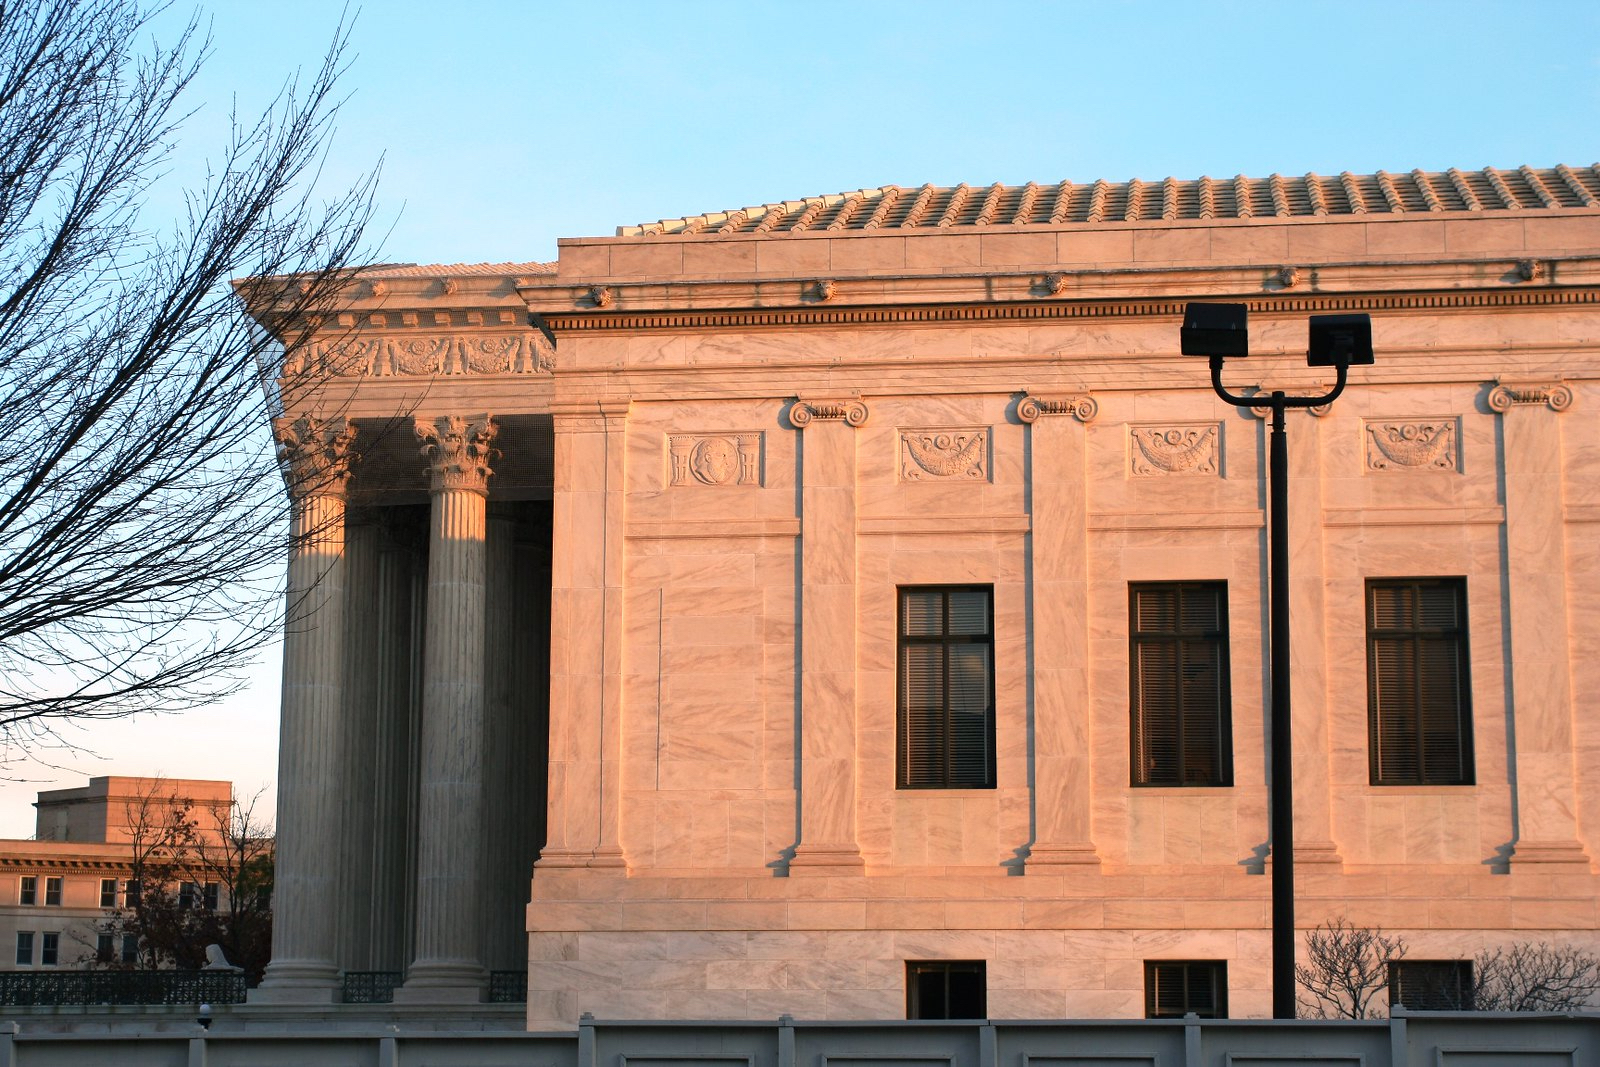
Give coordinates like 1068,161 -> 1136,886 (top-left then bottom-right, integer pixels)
1025,844 -> 1101,868
789,844 -> 864,875
1294,840 -> 1344,867
251,960 -> 341,1003
1511,839 -> 1592,871
395,961 -> 488,1003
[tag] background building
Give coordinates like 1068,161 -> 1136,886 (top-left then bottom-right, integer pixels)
256,167 -> 1600,1023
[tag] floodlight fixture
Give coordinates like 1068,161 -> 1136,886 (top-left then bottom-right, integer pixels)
1180,302 -> 1249,358
1306,313 -> 1374,367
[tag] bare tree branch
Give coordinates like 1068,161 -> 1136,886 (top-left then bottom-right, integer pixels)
1296,918 -> 1408,1019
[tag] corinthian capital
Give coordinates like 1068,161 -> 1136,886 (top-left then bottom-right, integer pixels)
416,415 -> 498,494
273,416 -> 357,498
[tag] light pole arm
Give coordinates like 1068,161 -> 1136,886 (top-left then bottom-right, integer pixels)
1210,357 -> 1350,412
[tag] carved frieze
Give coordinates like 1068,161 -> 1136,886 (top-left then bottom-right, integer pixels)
1487,380 -> 1573,413
790,398 -> 868,428
668,433 -> 762,487
1129,424 -> 1219,477
416,415 -> 498,495
1018,393 -> 1097,423
273,416 -> 357,497
287,331 -> 554,378
900,428 -> 989,481
1364,418 -> 1458,472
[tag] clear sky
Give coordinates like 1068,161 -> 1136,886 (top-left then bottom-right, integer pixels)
1,0 -> 1595,836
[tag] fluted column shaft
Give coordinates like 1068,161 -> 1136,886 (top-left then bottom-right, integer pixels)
400,415 -> 497,1001
257,417 -> 354,1003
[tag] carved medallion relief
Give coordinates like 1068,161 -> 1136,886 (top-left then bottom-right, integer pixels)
1128,424 -> 1219,477
899,428 -> 989,481
1363,418 -> 1458,472
668,433 -> 762,487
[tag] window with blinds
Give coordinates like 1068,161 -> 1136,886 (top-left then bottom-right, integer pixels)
1367,578 -> 1473,785
898,586 -> 995,789
1129,582 -> 1231,787
1389,959 -> 1473,1010
1145,960 -> 1227,1018
906,960 -> 986,1019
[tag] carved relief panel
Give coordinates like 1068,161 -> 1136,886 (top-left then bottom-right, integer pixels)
1128,423 -> 1220,477
668,433 -> 762,487
899,428 -> 989,482
1363,418 -> 1458,472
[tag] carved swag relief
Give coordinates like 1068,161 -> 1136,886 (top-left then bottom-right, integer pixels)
1364,419 -> 1458,471
899,428 -> 989,481
1129,424 -> 1219,477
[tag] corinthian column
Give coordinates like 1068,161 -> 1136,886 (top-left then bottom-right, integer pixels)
398,415 -> 497,1001
256,416 -> 356,1003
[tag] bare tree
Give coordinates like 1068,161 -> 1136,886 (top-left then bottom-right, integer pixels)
1473,942 -> 1600,1013
1296,918 -> 1408,1019
0,0 -> 377,762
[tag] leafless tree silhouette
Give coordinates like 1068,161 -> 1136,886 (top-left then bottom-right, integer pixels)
1296,918 -> 1408,1019
0,0 -> 378,761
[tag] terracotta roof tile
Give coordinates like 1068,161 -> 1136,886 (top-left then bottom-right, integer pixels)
355,261 -> 556,278
618,166 -> 1600,237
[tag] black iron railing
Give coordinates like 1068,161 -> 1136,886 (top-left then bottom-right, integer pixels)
488,969 -> 527,1003
0,969 -> 247,1006
340,970 -> 403,1003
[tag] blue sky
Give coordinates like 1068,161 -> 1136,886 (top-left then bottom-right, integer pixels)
1,0 -> 1595,834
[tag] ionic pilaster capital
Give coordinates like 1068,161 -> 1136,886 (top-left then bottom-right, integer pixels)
1487,379 -> 1573,413
415,415 -> 498,495
1018,393 -> 1098,424
273,416 -> 357,498
789,397 -> 868,429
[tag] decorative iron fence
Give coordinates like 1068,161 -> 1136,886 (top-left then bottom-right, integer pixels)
340,970 -> 403,1004
488,969 -> 527,1003
0,969 -> 246,1006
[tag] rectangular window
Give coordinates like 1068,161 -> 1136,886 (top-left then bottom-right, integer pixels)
1367,578 -> 1473,785
18,875 -> 36,906
96,933 -> 114,962
898,586 -> 995,789
124,879 -> 139,908
1145,960 -> 1227,1018
121,934 -> 138,964
1389,960 -> 1473,1010
203,882 -> 219,911
100,878 -> 118,908
41,932 -> 58,966
44,876 -> 62,906
906,960 -> 986,1019
180,882 -> 197,909
15,931 -> 33,966
1130,582 -> 1232,786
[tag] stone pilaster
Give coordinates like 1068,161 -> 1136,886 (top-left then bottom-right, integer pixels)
1490,381 -> 1589,870
398,415 -> 497,1001
1019,394 -> 1101,867
369,519 -> 418,971
539,400 -> 630,870
789,398 -> 868,872
256,416 -> 355,1003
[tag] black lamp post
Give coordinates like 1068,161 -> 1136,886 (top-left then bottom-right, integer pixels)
1180,303 -> 1373,1019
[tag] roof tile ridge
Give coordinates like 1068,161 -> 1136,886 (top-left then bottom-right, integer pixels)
938,184 -> 972,227
753,203 -> 792,235
1124,177 -> 1144,222
716,209 -> 750,235
677,214 -> 710,236
1484,167 -> 1520,210
900,183 -> 938,228
973,181 -> 1005,226
1268,173 -> 1291,217
1162,176 -> 1180,220
1233,174 -> 1253,219
1086,179 -> 1109,223
1008,181 -> 1039,224
1197,176 -> 1215,220
1519,165 -> 1559,209
1445,168 -> 1482,210
827,191 -> 869,231
1339,171 -> 1367,214
862,186 -> 904,230
1375,170 -> 1405,213
1554,164 -> 1599,207
789,198 -> 829,233
1411,169 -> 1445,212
1304,173 -> 1329,216
1048,179 -> 1075,223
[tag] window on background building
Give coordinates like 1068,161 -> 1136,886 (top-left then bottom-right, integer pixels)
96,933 -> 114,962
906,960 -> 986,1019
44,876 -> 62,906
203,882 -> 219,911
1130,582 -> 1232,786
123,879 -> 139,907
1389,960 -> 1473,1010
180,882 -> 197,909
898,586 -> 995,789
100,878 -> 117,908
18,875 -> 36,905
14,931 -> 33,966
1145,960 -> 1227,1018
1367,578 -> 1473,785
41,932 -> 58,966
121,934 -> 138,964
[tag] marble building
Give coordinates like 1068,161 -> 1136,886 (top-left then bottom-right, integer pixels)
252,167 -> 1600,1022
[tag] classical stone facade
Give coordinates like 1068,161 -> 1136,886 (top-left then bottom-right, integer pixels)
252,169 -> 1600,1023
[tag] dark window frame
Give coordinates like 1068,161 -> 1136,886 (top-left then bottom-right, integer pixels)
18,875 -> 35,906
44,876 -> 61,906
14,931 -> 33,966
40,931 -> 58,966
1129,582 -> 1233,787
897,585 -> 996,790
1367,578 -> 1474,786
99,877 -> 117,908
1389,959 -> 1473,1011
906,960 -> 987,1019
1145,959 -> 1228,1018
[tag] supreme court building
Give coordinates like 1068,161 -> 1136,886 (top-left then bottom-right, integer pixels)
253,167 -> 1600,1024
